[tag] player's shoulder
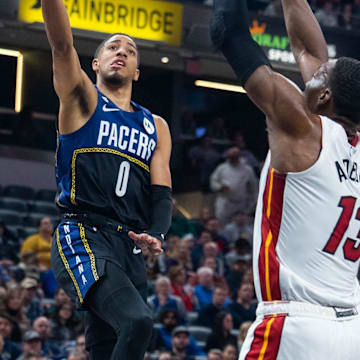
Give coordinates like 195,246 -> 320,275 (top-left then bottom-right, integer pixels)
153,114 -> 170,136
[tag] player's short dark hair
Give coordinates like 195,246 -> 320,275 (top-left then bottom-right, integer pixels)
329,57 -> 360,124
94,33 -> 140,66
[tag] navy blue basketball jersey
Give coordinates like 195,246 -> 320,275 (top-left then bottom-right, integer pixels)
55,86 -> 157,230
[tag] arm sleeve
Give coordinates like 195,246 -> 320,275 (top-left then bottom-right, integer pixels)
148,185 -> 173,242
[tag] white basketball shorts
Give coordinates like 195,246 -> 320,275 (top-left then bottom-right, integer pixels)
239,301 -> 360,360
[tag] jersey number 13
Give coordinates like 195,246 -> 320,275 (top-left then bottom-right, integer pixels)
323,196 -> 360,262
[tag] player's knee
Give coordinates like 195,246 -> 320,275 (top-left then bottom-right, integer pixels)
131,312 -> 153,339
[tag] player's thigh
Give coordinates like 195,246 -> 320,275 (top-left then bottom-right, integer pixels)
85,260 -> 152,334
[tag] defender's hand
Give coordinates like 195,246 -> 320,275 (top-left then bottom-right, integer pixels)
128,231 -> 164,256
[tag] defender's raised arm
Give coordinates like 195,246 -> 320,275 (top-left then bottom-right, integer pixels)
281,0 -> 328,83
210,0 -> 311,138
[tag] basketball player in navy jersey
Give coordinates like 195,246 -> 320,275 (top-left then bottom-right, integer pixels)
42,1 -> 172,359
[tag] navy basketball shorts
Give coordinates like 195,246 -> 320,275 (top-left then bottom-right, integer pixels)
51,220 -> 148,306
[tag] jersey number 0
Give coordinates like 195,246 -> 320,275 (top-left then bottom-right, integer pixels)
115,161 -> 130,197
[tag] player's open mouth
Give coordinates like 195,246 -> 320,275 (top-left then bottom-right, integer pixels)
111,60 -> 126,69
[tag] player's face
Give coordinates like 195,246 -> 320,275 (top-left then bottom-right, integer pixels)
93,35 -> 140,86
304,60 -> 337,114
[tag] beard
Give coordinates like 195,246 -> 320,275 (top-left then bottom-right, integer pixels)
102,71 -> 128,87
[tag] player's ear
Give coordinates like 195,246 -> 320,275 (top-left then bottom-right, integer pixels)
318,88 -> 332,107
133,68 -> 140,82
92,58 -> 99,73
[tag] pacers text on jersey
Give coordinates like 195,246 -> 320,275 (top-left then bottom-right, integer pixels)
97,120 -> 156,161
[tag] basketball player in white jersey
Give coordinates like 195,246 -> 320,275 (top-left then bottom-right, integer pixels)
211,0 -> 360,358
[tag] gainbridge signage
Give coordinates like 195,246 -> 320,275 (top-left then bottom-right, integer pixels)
250,18 -> 337,67
18,0 -> 183,46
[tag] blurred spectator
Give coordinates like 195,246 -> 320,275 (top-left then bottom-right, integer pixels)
339,3 -> 354,29
21,278 -> 42,325
147,277 -> 187,321
149,310 -> 204,356
191,230 -> 213,270
210,148 -> 258,225
170,326 -> 204,359
49,301 -> 82,346
169,200 -> 195,238
204,312 -> 237,353
220,212 -> 253,246
208,349 -> 223,360
5,287 -> 30,342
204,219 -> 228,253
71,334 -> 88,360
0,221 -> 19,265
158,352 -> 171,360
197,288 -> 228,329
231,132 -> 259,173
237,321 -> 252,352
17,331 -> 43,360
68,349 -> 87,360
226,283 -> 256,329
315,1 -> 338,27
222,344 -> 238,360
44,288 -> 70,318
207,117 -> 228,140
169,266 -> 195,312
32,316 -> 62,359
225,237 -> 252,270
191,207 -> 212,237
166,239 -> 193,273
188,136 -> 221,198
194,267 -> 214,310
0,313 -> 22,360
225,256 -> 252,299
200,242 -> 225,277
20,218 -> 54,270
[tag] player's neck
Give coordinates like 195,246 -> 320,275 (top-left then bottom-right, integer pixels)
97,80 -> 134,112
332,114 -> 358,140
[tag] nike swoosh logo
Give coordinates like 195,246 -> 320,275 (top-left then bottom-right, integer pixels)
133,247 -> 142,255
102,104 -> 120,112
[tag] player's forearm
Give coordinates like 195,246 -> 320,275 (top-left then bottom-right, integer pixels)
281,0 -> 328,63
42,0 -> 74,52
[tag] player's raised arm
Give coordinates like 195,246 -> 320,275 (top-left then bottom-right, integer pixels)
282,0 -> 328,83
42,0 -> 96,133
210,0 -> 311,136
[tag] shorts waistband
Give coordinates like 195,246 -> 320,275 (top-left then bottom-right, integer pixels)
257,301 -> 360,320
63,213 -> 141,234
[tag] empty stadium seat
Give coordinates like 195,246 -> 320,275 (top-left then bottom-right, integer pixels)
35,189 -> 57,202
0,197 -> 28,213
188,326 -> 211,342
30,201 -> 58,216
0,210 -> 22,226
3,185 -> 35,200
22,213 -> 48,227
5,225 -> 20,239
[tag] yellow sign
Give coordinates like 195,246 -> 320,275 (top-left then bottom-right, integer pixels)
18,0 -> 183,46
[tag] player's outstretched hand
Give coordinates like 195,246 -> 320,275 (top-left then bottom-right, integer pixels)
128,231 -> 164,256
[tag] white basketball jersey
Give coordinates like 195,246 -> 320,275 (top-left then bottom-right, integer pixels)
253,116 -> 360,307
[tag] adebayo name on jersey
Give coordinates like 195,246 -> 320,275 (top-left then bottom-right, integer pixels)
97,120 -> 156,161
336,159 -> 360,183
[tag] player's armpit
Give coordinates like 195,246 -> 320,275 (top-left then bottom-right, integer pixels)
244,66 -> 313,138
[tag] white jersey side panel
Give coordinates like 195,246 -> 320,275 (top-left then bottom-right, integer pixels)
253,116 -> 360,307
